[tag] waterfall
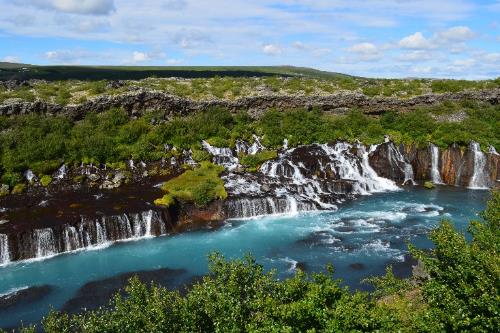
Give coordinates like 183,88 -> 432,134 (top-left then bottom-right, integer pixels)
55,164 -> 67,179
34,229 -> 57,258
469,142 -> 489,189
247,135 -> 265,155
202,141 -> 239,170
384,143 -> 415,185
430,144 -> 443,184
488,145 -> 499,155
24,169 -> 37,182
63,226 -> 81,251
0,234 -> 10,265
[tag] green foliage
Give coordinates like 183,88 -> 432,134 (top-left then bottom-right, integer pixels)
239,150 -> 277,169
11,183 -> 25,194
161,162 -> 227,207
424,181 -> 435,189
410,190 -> 500,332
153,193 -> 176,207
0,101 -> 498,175
0,172 -> 22,187
40,175 -> 52,187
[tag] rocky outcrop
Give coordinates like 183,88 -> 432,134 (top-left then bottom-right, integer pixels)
1,88 -> 499,119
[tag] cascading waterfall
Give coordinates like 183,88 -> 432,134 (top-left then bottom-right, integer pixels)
202,141 -> 239,170
3,210 -> 170,264
469,142 -> 489,189
385,143 -> 415,185
225,141 -> 401,219
0,233 -> 10,265
430,144 -> 443,184
34,228 -> 57,258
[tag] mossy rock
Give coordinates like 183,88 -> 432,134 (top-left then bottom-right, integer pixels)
424,181 -> 435,189
40,175 -> 53,187
154,194 -> 176,207
73,175 -> 86,184
11,183 -> 26,194
0,184 -> 10,196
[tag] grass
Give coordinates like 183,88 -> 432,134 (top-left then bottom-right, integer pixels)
160,162 -> 227,206
239,150 -> 278,170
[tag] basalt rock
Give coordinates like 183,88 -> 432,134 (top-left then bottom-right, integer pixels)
1,88 -> 499,119
441,144 -> 463,185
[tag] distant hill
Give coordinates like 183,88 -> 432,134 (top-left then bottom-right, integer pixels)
0,64 -> 352,81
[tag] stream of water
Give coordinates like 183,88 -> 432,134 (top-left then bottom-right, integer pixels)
0,187 -> 489,329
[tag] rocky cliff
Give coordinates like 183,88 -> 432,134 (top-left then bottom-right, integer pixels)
1,88 -> 499,119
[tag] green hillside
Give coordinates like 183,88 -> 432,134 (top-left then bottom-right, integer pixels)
0,63 -> 350,81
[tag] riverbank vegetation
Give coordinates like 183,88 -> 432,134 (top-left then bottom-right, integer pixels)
9,191 -> 498,332
0,100 -> 498,188
159,162 -> 227,207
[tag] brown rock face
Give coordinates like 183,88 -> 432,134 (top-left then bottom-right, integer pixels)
441,144 -> 463,185
487,153 -> 500,188
368,142 -> 409,182
1,88 -> 499,119
403,144 -> 431,181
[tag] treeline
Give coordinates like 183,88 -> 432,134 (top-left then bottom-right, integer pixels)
7,191 -> 499,332
0,100 -> 499,187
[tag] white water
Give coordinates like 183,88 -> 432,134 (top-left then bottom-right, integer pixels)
34,229 -> 57,258
488,145 -> 499,155
0,233 -> 10,265
385,143 -> 415,185
202,140 -> 239,170
469,142 -> 489,189
23,170 -> 37,183
430,144 -> 443,184
54,164 -> 67,180
247,135 -> 265,155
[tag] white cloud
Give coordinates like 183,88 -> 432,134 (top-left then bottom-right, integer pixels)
435,26 -> 474,43
396,50 -> 434,62
2,56 -> 21,63
347,42 -> 378,54
291,41 -> 306,50
262,44 -> 283,55
399,32 -> 433,49
346,42 -> 381,61
132,51 -> 149,62
15,0 -> 115,15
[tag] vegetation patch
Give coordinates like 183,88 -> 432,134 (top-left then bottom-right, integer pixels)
160,162 -> 227,207
153,193 -> 175,207
40,175 -> 52,187
239,150 -> 277,169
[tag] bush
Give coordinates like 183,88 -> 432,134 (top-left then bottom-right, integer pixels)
161,162 -> 227,207
153,193 -> 175,207
11,183 -> 25,194
239,150 -> 277,169
40,175 -> 52,187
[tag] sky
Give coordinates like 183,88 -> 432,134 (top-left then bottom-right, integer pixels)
0,0 -> 499,79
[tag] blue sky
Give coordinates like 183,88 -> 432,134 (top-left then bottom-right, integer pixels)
0,0 -> 499,78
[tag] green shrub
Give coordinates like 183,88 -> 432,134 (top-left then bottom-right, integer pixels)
161,162 -> 227,206
424,181 -> 435,189
40,175 -> 52,187
239,150 -> 277,169
153,193 -> 175,207
11,183 -> 25,194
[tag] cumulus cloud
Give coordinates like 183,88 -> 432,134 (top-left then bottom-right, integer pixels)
132,51 -> 150,62
346,42 -> 381,61
16,0 -> 115,15
2,56 -> 21,63
396,50 -> 434,62
262,44 -> 283,55
435,26 -> 474,42
399,32 -> 434,49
